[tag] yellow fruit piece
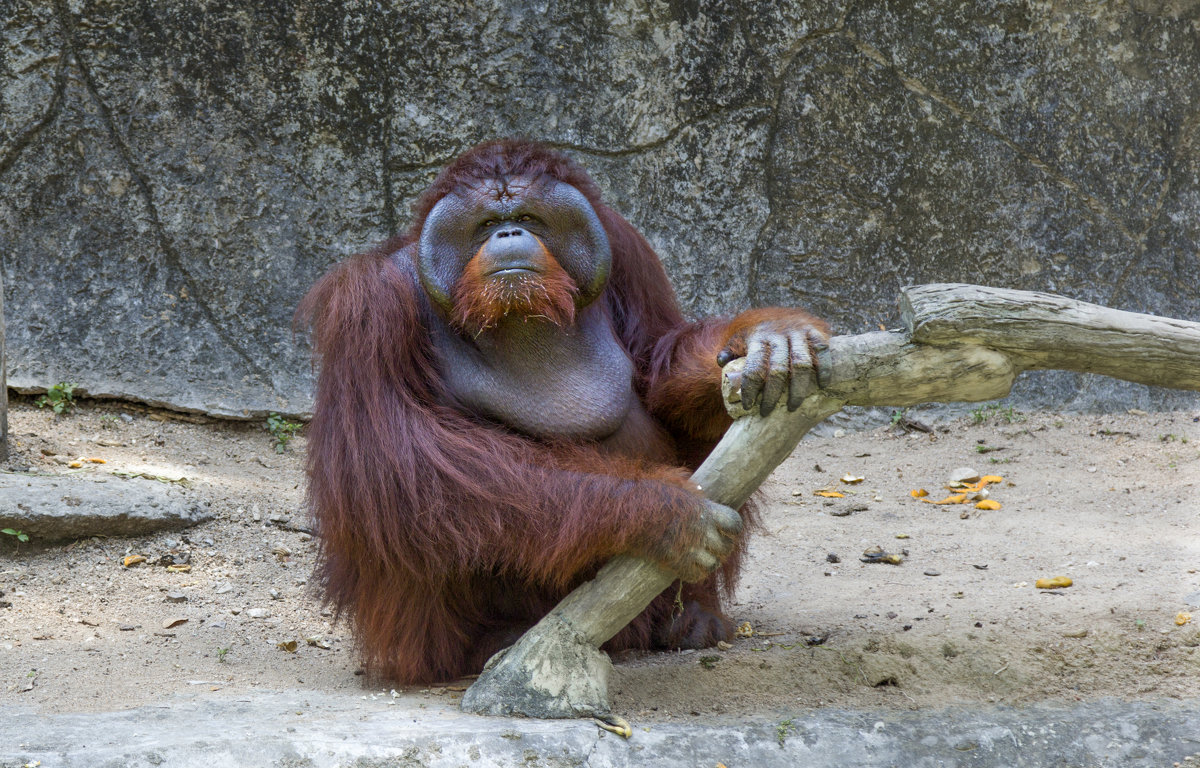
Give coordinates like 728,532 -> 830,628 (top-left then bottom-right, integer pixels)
815,490 -> 845,498
975,499 -> 1002,510
68,460 -> 84,468
1035,576 -> 1073,589
1176,612 -> 1192,626
122,555 -> 146,568
840,474 -> 865,484
980,475 -> 1003,484
910,489 -> 929,498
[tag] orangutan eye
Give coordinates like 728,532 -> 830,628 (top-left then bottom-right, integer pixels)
482,219 -> 498,228
518,214 -> 533,222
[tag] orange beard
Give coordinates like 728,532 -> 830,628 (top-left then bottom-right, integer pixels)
450,252 -> 578,336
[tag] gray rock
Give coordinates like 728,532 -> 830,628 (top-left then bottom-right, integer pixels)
2,2 -> 1198,418
0,474 -> 211,541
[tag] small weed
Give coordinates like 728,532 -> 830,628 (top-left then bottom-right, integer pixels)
1160,433 -> 1188,444
266,413 -> 302,453
777,718 -> 794,747
890,408 -> 907,426
989,456 -> 1015,464
37,382 -> 78,415
1001,406 -> 1024,424
970,402 -> 1023,425
217,646 -> 230,663
1,528 -> 30,543
970,403 -> 996,424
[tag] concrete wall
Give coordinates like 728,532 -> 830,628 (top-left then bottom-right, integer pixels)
3,0 -> 1198,417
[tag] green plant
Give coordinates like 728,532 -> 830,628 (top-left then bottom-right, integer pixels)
1,528 -> 29,543
969,403 -> 994,424
776,718 -> 794,747
266,413 -> 302,453
217,646 -> 230,662
890,408 -> 907,426
37,382 -> 78,414
970,401 -> 1023,425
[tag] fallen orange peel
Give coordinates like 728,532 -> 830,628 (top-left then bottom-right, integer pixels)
922,493 -> 969,505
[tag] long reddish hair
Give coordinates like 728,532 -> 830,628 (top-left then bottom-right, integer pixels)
295,140 -> 741,683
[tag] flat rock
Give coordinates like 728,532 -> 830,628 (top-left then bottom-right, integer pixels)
0,474 -> 211,541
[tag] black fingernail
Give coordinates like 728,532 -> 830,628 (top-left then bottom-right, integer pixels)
716,350 -> 735,366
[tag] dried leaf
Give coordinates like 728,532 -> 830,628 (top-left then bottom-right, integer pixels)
277,640 -> 299,653
861,546 -> 904,565
975,499 -> 1002,510
950,475 -> 1005,494
162,617 -> 188,629
1035,576 -> 1073,589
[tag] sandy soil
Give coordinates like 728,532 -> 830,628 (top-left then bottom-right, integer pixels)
1,398 -> 1197,721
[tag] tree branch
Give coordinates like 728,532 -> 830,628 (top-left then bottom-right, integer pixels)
461,283 -> 1200,718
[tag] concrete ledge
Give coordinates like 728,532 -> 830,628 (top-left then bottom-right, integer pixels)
1,692 -> 1197,767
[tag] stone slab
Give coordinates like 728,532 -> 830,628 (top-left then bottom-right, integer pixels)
0,473 -> 211,541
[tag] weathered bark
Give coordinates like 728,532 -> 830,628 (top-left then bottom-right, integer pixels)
1,268 -> 7,462
460,283 -> 1200,718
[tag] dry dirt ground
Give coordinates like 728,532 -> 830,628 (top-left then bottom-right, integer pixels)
1,398 -> 1198,723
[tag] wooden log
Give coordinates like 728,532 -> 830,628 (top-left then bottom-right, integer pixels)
461,283 -> 1200,718
900,283 -> 1200,391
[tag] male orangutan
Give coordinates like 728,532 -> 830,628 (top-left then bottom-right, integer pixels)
298,139 -> 828,685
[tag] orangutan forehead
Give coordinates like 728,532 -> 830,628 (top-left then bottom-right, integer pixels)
460,175 -> 553,204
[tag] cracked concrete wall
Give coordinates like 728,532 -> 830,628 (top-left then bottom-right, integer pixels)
2,0 -> 1198,418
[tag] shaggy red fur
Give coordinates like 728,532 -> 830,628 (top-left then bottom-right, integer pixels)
297,139 -> 825,684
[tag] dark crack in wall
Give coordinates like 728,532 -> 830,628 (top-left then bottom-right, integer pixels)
2,0 -> 1198,417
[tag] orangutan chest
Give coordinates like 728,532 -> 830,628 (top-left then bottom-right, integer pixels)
435,319 -> 638,442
